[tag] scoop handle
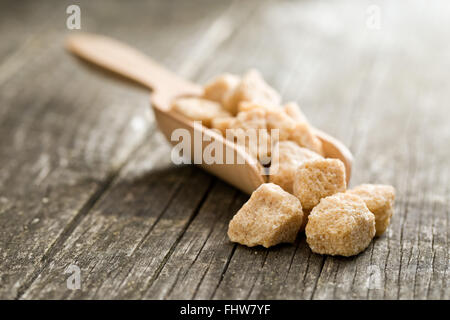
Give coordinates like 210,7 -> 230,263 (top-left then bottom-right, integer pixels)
65,33 -> 200,106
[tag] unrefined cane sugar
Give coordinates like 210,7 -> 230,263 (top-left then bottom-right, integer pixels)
211,116 -> 235,135
223,69 -> 281,115
265,109 -> 297,141
237,101 -> 282,114
169,70 -> 396,257
203,73 -> 240,104
228,183 -> 303,248
227,109 -> 272,163
288,122 -> 324,156
293,158 -> 346,210
171,97 -> 231,127
269,141 -> 322,193
231,108 -> 267,131
347,184 -> 395,236
305,193 -> 376,256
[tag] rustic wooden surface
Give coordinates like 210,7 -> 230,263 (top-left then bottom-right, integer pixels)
0,0 -> 448,300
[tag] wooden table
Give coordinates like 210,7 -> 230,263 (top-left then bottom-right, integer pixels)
0,0 -> 448,300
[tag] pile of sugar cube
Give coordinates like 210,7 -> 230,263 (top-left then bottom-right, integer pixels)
171,70 -> 395,257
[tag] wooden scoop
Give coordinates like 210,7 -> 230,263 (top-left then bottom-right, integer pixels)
66,33 -> 353,194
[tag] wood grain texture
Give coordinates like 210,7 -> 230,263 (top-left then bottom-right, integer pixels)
0,0 -> 243,299
0,0 -> 448,300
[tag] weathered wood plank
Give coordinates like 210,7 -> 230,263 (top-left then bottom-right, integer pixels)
142,182 -> 242,299
306,0 -> 450,300
21,131 -> 216,299
0,0 -> 252,299
17,0 -> 264,299
0,45 -> 151,300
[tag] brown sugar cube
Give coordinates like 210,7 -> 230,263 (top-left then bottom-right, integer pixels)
237,101 -> 283,114
347,184 -> 396,236
269,141 -> 322,193
238,103 -> 302,141
228,127 -> 272,165
293,158 -> 346,210
223,69 -> 281,115
171,97 -> 231,127
228,183 -> 304,248
265,109 -> 297,141
288,122 -> 324,155
231,108 -> 267,131
305,193 -> 376,256
211,116 -> 235,135
203,73 -> 240,104
284,102 -> 309,124
226,109 -> 272,163
281,102 -> 323,155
